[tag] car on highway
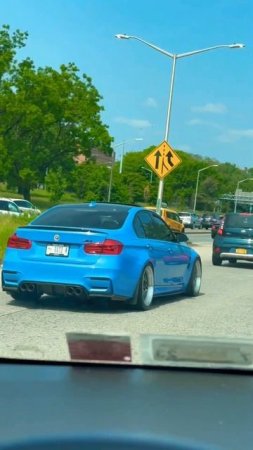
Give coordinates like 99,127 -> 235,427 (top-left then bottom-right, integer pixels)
2,202 -> 202,310
178,211 -> 202,229
0,198 -> 22,216
145,206 -> 185,233
211,215 -> 224,238
11,199 -> 41,216
201,213 -> 220,230
212,212 -> 253,265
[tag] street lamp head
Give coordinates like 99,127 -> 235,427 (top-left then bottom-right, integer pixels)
228,43 -> 245,49
135,138 -> 143,141
115,34 -> 130,40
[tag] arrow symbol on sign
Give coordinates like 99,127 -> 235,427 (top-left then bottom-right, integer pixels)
154,150 -> 161,169
166,151 -> 174,167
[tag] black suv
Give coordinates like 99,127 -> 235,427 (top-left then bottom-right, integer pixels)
202,213 -> 220,230
212,213 -> 253,266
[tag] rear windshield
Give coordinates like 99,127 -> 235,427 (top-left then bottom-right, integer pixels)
225,213 -> 253,228
31,205 -> 130,229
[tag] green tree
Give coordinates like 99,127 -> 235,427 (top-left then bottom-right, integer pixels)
0,26 -> 113,200
45,169 -> 67,203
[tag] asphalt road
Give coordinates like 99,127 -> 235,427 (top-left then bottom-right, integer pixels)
0,232 -> 253,364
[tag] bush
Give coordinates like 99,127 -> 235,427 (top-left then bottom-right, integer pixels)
0,215 -> 31,260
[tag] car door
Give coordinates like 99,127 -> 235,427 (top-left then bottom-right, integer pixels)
134,211 -> 168,291
150,214 -> 190,291
136,211 -> 189,294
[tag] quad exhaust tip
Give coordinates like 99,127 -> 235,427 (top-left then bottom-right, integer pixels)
20,283 -> 83,298
66,286 -> 83,297
20,283 -> 35,293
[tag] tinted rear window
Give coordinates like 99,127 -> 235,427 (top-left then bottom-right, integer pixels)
31,205 -> 130,229
225,213 -> 253,228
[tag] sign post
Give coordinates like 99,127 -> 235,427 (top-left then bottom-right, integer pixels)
145,141 -> 182,212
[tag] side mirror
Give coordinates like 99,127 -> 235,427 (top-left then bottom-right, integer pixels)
175,232 -> 189,243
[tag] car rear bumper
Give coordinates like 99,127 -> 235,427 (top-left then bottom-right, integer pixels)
1,263 -> 137,301
220,252 -> 253,261
2,279 -> 128,301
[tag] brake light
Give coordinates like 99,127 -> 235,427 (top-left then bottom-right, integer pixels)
84,239 -> 123,255
7,234 -> 32,249
217,218 -> 225,236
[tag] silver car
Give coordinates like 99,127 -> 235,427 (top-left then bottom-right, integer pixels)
178,212 -> 202,229
11,199 -> 41,216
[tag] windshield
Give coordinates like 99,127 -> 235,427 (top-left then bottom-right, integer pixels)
0,200 -> 20,213
14,200 -> 33,208
0,1 -> 252,371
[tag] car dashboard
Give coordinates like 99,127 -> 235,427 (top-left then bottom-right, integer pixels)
0,359 -> 252,450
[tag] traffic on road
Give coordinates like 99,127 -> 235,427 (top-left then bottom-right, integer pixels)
1,233 -> 252,363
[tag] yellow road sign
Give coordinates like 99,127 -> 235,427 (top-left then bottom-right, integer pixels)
145,141 -> 182,179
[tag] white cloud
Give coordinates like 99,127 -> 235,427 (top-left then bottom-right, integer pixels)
218,128 -> 253,143
144,97 -> 158,108
187,118 -> 204,126
114,116 -> 151,128
191,103 -> 227,114
187,118 -> 222,129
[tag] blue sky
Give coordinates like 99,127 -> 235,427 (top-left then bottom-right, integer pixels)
0,0 -> 252,167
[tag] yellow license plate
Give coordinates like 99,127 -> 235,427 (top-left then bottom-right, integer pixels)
236,248 -> 247,254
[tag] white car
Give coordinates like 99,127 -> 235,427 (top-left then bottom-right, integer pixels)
11,199 -> 41,216
0,198 -> 22,216
178,212 -> 202,229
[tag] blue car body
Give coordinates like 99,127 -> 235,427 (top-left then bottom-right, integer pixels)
2,203 -> 201,308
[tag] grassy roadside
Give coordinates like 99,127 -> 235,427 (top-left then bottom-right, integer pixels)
0,216 -> 31,260
0,183 -> 79,211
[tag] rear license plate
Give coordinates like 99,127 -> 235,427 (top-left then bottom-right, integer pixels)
46,244 -> 69,256
236,248 -> 247,254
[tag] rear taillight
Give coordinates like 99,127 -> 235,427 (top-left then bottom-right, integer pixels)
217,218 -> 225,236
7,234 -> 32,250
84,239 -> 123,255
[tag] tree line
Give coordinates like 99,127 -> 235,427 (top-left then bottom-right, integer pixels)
0,25 -> 252,212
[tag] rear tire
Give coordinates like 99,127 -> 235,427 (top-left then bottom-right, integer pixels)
135,264 -> 154,311
212,254 -> 222,266
186,258 -> 202,296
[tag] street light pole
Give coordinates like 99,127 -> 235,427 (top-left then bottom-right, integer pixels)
193,164 -> 219,213
234,178 -> 253,213
119,138 -> 143,174
107,150 -> 115,202
108,138 -> 143,202
115,34 -> 245,213
141,166 -> 153,183
119,141 -> 125,175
